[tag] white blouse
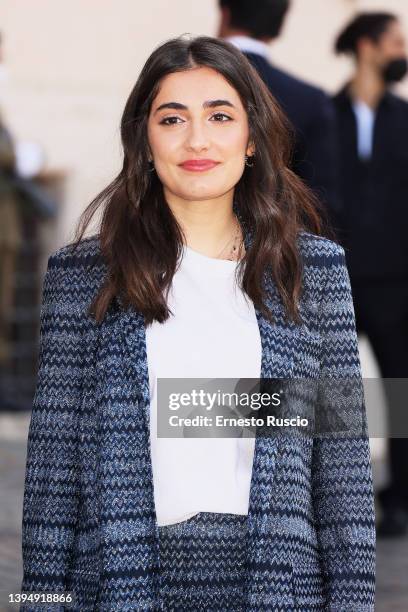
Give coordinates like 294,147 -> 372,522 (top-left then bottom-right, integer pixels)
145,244 -> 262,526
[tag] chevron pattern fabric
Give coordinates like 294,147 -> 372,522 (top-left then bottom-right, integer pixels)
158,512 -> 248,610
20,229 -> 376,611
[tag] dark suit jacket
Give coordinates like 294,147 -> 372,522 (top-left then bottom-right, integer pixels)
333,84 -> 408,282
243,52 -> 341,220
20,220 -> 376,610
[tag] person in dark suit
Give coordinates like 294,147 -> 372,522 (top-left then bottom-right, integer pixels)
333,12 -> 408,537
217,0 -> 341,221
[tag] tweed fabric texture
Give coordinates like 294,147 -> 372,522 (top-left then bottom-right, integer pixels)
158,512 -> 248,611
20,224 -> 376,611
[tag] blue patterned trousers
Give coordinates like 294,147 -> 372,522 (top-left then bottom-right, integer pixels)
158,512 -> 248,611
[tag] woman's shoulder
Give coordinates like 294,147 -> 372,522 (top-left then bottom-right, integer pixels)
45,234 -> 106,299
48,234 -> 103,268
297,230 -> 345,267
297,231 -> 350,305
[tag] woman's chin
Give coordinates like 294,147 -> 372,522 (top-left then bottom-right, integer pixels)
171,187 -> 229,202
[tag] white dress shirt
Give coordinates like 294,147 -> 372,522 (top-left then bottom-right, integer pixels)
352,99 -> 376,160
225,34 -> 271,60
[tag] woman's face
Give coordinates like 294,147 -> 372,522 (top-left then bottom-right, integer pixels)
147,66 -> 255,203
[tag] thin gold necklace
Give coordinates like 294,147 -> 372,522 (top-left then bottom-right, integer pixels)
215,215 -> 243,261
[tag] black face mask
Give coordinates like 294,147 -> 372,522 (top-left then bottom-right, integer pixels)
382,57 -> 408,83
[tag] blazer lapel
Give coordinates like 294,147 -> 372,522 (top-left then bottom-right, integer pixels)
121,306 -> 152,434
240,225 -> 294,529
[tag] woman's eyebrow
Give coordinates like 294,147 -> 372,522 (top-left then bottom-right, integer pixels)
153,99 -> 236,114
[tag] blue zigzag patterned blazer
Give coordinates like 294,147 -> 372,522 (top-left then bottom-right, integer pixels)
20,228 -> 376,611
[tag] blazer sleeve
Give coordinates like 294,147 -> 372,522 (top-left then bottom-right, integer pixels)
312,245 -> 376,611
20,252 -> 83,605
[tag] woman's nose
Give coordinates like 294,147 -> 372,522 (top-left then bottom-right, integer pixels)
185,120 -> 211,152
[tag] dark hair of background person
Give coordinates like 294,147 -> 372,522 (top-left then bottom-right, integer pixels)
218,0 -> 290,39
335,12 -> 398,56
71,35 -> 334,327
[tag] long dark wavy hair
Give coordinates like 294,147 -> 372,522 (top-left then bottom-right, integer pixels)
71,35 -> 334,326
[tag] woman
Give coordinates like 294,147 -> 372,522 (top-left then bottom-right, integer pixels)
21,35 -> 376,611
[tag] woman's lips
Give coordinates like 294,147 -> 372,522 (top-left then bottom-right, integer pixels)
179,160 -> 220,172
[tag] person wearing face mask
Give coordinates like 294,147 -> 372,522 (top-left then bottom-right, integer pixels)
333,12 -> 408,538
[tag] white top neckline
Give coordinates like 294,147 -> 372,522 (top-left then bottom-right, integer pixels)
183,244 -> 241,276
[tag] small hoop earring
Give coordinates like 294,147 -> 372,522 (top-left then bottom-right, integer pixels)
245,154 -> 254,167
148,159 -> 155,172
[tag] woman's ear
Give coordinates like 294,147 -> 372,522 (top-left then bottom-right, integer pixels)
246,142 -> 256,157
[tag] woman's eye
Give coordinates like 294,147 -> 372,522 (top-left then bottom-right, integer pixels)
210,113 -> 232,122
159,116 -> 183,125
